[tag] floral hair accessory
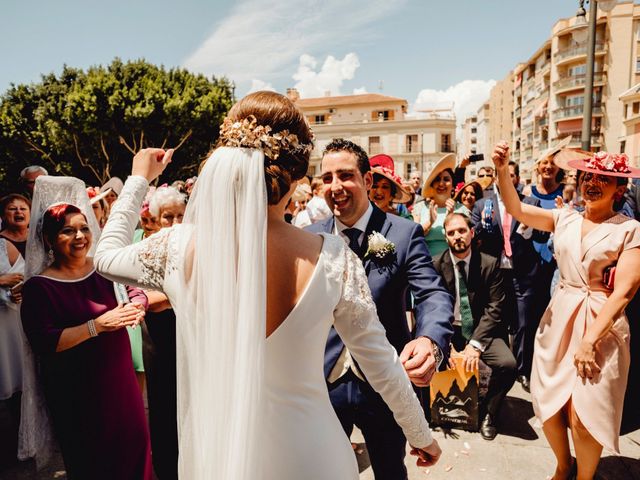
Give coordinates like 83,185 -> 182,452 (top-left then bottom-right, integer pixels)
586,152 -> 631,174
217,115 -> 313,161
454,182 -> 466,194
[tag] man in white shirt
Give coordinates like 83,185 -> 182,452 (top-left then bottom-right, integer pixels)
433,213 -> 516,441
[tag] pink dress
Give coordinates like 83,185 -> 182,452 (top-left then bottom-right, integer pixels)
531,208 -> 640,453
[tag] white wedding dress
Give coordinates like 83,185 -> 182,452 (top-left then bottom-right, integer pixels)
95,174 -> 432,479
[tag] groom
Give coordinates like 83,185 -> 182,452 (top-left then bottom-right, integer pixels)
308,139 -> 454,479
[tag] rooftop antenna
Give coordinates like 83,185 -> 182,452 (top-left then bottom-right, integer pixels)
378,80 -> 384,92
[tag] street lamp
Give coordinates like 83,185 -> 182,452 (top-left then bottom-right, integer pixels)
576,0 -> 617,150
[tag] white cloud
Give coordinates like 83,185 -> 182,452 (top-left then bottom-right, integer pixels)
353,86 -> 368,95
413,79 -> 496,124
182,0 -> 405,91
292,53 -> 360,98
246,79 -> 276,94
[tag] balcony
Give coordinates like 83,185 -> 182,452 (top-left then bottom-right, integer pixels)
554,131 -> 603,145
554,72 -> 606,93
513,128 -> 521,138
524,146 -> 533,159
441,145 -> 454,153
512,151 -> 520,162
554,104 -> 603,120
514,106 -> 522,117
555,43 -> 606,64
539,62 -> 551,76
538,117 -> 548,127
403,144 -> 422,154
523,123 -> 534,133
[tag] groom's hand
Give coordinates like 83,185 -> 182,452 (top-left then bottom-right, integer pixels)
400,337 -> 438,387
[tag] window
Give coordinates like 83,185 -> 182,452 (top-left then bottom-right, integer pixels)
633,102 -> 640,115
636,57 -> 640,73
405,134 -> 419,153
471,127 -> 477,134
371,110 -> 394,121
309,114 -> 325,125
368,136 -> 381,155
441,134 -> 452,153
568,64 -> 586,76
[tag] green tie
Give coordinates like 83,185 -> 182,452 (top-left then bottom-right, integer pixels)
456,261 -> 474,340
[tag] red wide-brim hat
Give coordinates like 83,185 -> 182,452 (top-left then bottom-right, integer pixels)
567,152 -> 640,178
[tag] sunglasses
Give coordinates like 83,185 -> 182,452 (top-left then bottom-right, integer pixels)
477,174 -> 492,178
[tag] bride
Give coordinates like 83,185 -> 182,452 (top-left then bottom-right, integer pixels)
94,91 -> 441,479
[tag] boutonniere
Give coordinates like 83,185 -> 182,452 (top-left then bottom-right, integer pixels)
365,232 -> 396,265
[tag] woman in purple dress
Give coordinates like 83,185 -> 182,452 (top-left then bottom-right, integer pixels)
20,202 -> 152,480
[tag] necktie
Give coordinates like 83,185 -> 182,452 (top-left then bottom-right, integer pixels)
456,261 -> 474,340
343,228 -> 362,256
502,211 -> 513,258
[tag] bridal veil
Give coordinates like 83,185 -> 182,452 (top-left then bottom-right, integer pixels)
175,146 -> 267,479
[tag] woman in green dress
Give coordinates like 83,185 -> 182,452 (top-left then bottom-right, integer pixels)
414,154 -> 470,257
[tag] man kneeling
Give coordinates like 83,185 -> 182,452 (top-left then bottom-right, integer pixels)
433,213 -> 517,440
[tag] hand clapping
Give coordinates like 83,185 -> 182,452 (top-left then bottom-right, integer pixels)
94,303 -> 145,334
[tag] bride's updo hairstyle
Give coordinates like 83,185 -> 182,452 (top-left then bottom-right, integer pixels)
218,91 -> 314,204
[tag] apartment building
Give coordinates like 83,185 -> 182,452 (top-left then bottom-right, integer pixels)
461,115 -> 478,155
488,72 -> 514,150
510,1 -> 640,180
620,82 -> 640,164
290,89 -> 456,178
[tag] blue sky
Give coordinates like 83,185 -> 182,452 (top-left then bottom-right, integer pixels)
2,0 -> 580,121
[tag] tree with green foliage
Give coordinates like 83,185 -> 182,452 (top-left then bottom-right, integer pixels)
0,58 -> 235,194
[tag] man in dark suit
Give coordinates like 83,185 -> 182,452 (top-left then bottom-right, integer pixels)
471,161 -> 542,393
433,213 -> 516,440
308,139 -> 453,480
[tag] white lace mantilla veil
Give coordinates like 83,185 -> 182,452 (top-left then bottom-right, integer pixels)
19,175 -> 101,467
175,146 -> 267,479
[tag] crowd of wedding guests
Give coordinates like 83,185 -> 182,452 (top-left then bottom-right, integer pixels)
1,133 -> 640,479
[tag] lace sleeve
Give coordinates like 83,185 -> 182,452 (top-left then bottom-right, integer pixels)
330,239 -> 434,448
94,176 -> 176,290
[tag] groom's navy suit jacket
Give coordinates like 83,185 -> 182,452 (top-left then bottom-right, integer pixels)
308,205 -> 454,379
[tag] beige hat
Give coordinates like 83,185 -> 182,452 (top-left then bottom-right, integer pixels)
101,177 -> 124,196
422,153 -> 457,199
535,135 -> 573,165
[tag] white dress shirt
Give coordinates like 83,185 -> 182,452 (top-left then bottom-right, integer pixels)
449,249 -> 485,352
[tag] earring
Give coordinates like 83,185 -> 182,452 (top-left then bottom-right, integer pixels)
47,248 -> 54,262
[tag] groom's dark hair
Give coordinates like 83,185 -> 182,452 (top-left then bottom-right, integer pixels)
323,138 -> 370,176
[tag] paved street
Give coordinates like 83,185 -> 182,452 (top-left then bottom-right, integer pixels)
2,382 -> 639,480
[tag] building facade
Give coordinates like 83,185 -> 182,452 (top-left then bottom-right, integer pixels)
510,1 -> 640,180
290,90 -> 456,179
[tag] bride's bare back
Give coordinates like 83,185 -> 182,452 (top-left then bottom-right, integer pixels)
266,222 -> 324,338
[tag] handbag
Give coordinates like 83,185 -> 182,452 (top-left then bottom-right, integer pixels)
603,264 -> 616,290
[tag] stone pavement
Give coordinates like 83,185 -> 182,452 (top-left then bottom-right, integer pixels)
355,382 -> 640,479
2,382 -> 639,479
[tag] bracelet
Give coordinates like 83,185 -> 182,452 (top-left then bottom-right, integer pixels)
87,319 -> 99,338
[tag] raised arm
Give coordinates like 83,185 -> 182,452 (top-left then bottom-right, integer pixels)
332,244 -> 441,465
94,149 -> 174,290
492,142 -> 554,233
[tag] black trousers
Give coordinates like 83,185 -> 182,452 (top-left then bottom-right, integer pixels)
502,270 -> 539,378
328,371 -> 409,480
142,310 -> 178,480
452,326 -> 517,418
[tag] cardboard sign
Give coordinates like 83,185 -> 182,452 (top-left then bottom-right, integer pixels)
429,355 -> 479,431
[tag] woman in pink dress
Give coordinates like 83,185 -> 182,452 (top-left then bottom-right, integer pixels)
492,142 -> 640,480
